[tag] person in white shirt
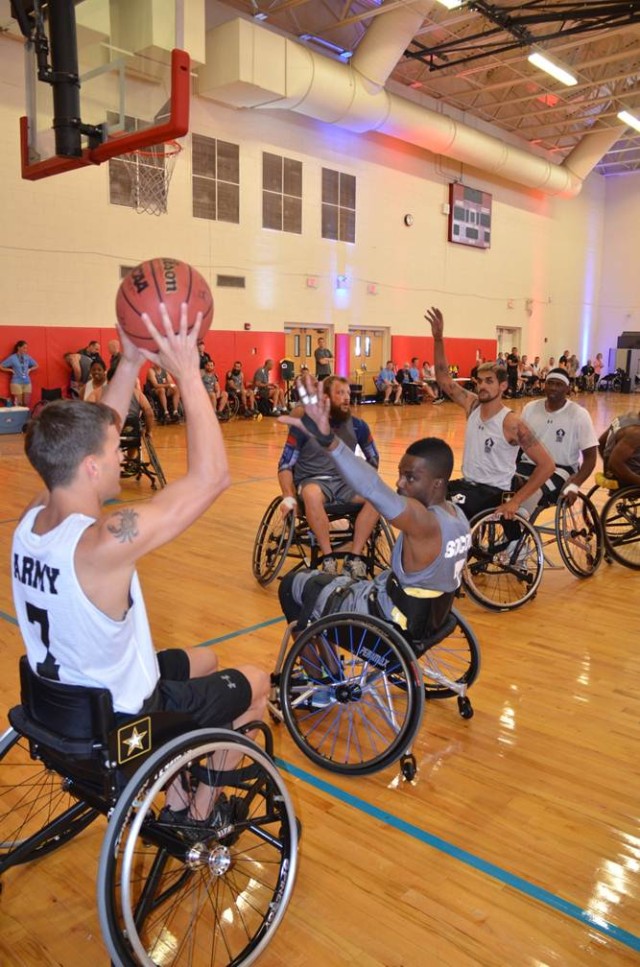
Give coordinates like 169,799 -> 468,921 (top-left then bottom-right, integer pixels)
517,368 -> 598,509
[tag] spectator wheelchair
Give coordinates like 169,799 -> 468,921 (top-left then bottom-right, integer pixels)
120,415 -> 167,490
461,486 -> 603,611
252,497 -> 395,587
268,588 -> 480,782
586,473 -> 640,570
0,656 -> 298,967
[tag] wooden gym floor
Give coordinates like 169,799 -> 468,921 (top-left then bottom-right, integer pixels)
0,390 -> 638,966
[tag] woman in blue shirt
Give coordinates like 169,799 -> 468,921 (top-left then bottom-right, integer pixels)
1,340 -> 38,406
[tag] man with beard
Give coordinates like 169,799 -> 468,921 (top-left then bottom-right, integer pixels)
426,307 -> 554,520
277,375 -> 380,577
516,368 -> 597,510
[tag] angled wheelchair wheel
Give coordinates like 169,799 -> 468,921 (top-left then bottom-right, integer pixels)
280,613 -> 424,776
366,518 -> 395,576
142,434 -> 167,489
227,393 -> 241,419
252,496 -> 295,586
0,726 -> 100,872
555,492 -> 603,577
420,609 -> 480,701
601,486 -> 640,570
98,728 -> 298,967
463,511 -> 544,611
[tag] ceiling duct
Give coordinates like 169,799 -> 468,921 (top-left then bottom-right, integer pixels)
198,11 -> 624,197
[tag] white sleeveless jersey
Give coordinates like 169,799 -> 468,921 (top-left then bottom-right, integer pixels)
12,507 -> 159,714
520,399 -> 597,470
462,405 -> 516,491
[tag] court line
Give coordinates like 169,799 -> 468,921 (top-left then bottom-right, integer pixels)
2,597 -> 635,951
275,757 -> 640,954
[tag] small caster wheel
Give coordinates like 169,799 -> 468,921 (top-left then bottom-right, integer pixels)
458,696 -> 474,719
400,754 -> 416,781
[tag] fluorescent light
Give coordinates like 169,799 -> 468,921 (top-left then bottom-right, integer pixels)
528,51 -> 577,87
617,110 -> 640,133
436,0 -> 464,8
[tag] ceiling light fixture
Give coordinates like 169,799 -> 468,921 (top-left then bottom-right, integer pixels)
436,0 -> 464,9
617,110 -> 640,133
528,51 -> 577,87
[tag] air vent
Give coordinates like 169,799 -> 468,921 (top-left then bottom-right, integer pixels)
216,274 -> 246,288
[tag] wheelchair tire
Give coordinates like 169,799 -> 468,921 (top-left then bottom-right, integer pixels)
420,608 -> 480,700
601,486 -> 640,570
98,727 -> 298,967
252,496 -> 295,586
555,491 -> 603,577
0,726 -> 100,872
366,518 -> 395,576
463,510 -> 544,611
279,613 -> 424,776
142,435 -> 167,489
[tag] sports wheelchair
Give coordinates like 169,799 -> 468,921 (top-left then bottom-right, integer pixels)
1,657 -> 298,966
586,475 -> 640,570
269,590 -> 480,782
253,497 -> 395,587
462,489 -> 603,611
120,418 -> 167,490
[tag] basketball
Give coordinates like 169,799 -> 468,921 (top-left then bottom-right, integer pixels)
115,257 -> 214,350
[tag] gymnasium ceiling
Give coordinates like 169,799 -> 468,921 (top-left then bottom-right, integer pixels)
217,0 -> 640,177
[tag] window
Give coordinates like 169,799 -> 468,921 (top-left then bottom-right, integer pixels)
262,152 -> 302,233
321,168 -> 356,243
192,134 -> 240,223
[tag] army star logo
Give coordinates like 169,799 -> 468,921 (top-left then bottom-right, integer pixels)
117,716 -> 152,763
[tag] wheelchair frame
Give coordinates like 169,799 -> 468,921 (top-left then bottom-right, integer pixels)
120,422 -> 167,490
1,658 -> 298,966
596,484 -> 640,570
268,607 -> 480,781
253,496 -> 395,587
462,490 -> 603,612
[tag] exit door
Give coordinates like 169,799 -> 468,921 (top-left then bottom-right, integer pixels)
349,329 -> 385,396
285,326 -> 331,375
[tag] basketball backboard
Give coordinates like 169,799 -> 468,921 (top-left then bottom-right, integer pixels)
11,0 -> 203,180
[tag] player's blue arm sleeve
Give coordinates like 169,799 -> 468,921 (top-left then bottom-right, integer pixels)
354,418 -> 380,469
278,429 -> 303,473
330,439 -> 406,520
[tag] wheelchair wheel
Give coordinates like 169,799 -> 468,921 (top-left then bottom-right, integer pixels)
601,486 -> 640,570
420,609 -> 480,700
365,518 -> 395,576
0,726 -> 100,871
463,511 -> 543,611
279,613 -> 424,776
226,393 -> 240,419
252,496 -> 295,586
142,434 -> 167,489
98,728 -> 297,967
555,492 -> 603,577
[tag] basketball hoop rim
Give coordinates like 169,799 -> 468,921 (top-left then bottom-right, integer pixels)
123,139 -> 182,159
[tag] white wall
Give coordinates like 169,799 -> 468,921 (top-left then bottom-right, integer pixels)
599,172 -> 640,361
0,30 -> 622,362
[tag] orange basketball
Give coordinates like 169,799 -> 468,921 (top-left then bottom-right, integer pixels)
115,258 -> 214,350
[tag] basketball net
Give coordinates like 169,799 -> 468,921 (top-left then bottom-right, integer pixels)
120,140 -> 182,216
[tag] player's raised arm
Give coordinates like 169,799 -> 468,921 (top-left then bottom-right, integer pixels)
425,307 -> 476,414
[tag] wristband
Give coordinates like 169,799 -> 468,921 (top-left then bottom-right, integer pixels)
301,413 -> 335,448
564,482 -> 579,495
281,496 -> 297,511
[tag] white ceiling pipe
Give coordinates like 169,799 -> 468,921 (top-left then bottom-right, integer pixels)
350,0 -> 434,92
199,18 -> 616,197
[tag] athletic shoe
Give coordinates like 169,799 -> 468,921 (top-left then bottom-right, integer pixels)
158,793 -> 248,846
308,686 -> 334,710
320,555 -> 338,575
433,397 -> 445,405
343,555 -> 368,580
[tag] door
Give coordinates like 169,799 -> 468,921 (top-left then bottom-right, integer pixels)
285,326 -> 331,375
349,329 -> 385,396
496,327 -> 521,357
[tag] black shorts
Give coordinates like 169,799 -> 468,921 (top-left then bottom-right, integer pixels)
447,478 -> 507,521
141,648 -> 252,729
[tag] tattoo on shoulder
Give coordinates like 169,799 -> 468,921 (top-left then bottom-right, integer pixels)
107,508 -> 139,544
516,420 -> 539,450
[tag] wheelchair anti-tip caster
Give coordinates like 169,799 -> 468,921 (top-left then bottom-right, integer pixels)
457,696 -> 474,719
400,753 -> 417,781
